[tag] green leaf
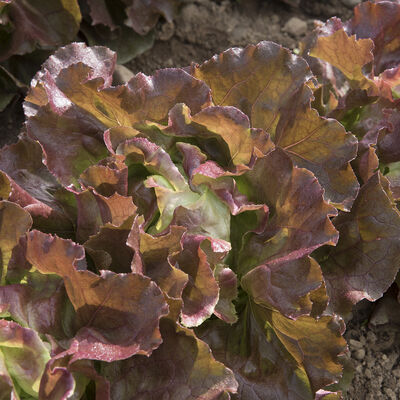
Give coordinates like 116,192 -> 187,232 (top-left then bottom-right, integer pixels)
0,320 -> 50,397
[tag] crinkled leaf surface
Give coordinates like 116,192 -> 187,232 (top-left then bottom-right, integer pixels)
276,107 -> 359,210
321,173 -> 400,315
4,33 -> 400,398
101,318 -> 238,399
167,104 -> 254,166
309,28 -> 374,86
39,362 -> 76,400
214,264 -> 238,324
84,216 -> 135,273
25,42 -> 117,116
242,256 -> 324,319
79,154 -> 128,196
251,304 -> 346,395
0,138 -> 61,207
39,356 -> 111,400
0,201 -> 32,284
192,41 -> 359,209
303,1 -> 400,108
25,230 -> 169,362
0,274 -> 68,339
118,136 -> 232,241
191,41 -> 313,125
39,354 -> 111,400
27,106 -> 108,187
349,0 -> 400,73
172,235 -> 220,327
132,224 -> 187,296
237,149 -> 338,276
45,61 -> 211,129
125,68 -> 212,123
75,189 -> 136,243
376,105 -> 400,164
0,138 -> 75,236
197,299 -> 346,400
55,63 -> 133,128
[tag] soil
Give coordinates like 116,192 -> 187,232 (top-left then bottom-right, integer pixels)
1,1 -> 400,399
127,0 -> 355,74
344,294 -> 400,399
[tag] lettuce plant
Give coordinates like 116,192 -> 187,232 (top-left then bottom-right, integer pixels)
0,1 -> 399,399
0,0 -> 178,111
0,0 -> 176,62
300,0 -> 400,315
79,0 -> 178,64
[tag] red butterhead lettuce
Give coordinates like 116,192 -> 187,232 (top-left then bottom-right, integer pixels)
1,6 -> 399,395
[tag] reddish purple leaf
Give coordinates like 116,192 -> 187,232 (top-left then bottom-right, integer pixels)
102,319 -> 238,399
237,148 -> 338,276
322,173 -> 400,315
25,230 -> 169,362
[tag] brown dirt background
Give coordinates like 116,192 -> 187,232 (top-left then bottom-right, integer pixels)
1,0 -> 400,398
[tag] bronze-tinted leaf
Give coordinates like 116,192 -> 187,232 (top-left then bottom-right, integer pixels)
214,265 -> 238,324
172,234 -> 220,327
0,274 -> 67,339
0,201 -> 32,284
135,225 -> 188,299
102,318 -> 238,399
322,173 -> 400,316
0,138 -> 75,236
79,155 -> 128,196
25,230 -> 169,362
349,0 -> 400,73
192,41 -> 313,128
25,42 -> 116,114
242,256 -> 324,319
0,355 -> 15,400
198,301 -> 346,400
237,149 -> 338,277
27,106 -> 108,187
75,189 -> 137,242
84,216 -> 135,273
309,28 -> 374,86
276,108 -> 359,210
167,104 -> 254,166
193,41 -> 358,208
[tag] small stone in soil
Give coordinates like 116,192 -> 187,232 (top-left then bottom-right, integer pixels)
393,368 -> 400,378
384,387 -> 396,400
354,348 -> 365,360
158,22 -> 175,41
283,17 -> 308,36
349,339 -> 363,349
366,331 -> 377,344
